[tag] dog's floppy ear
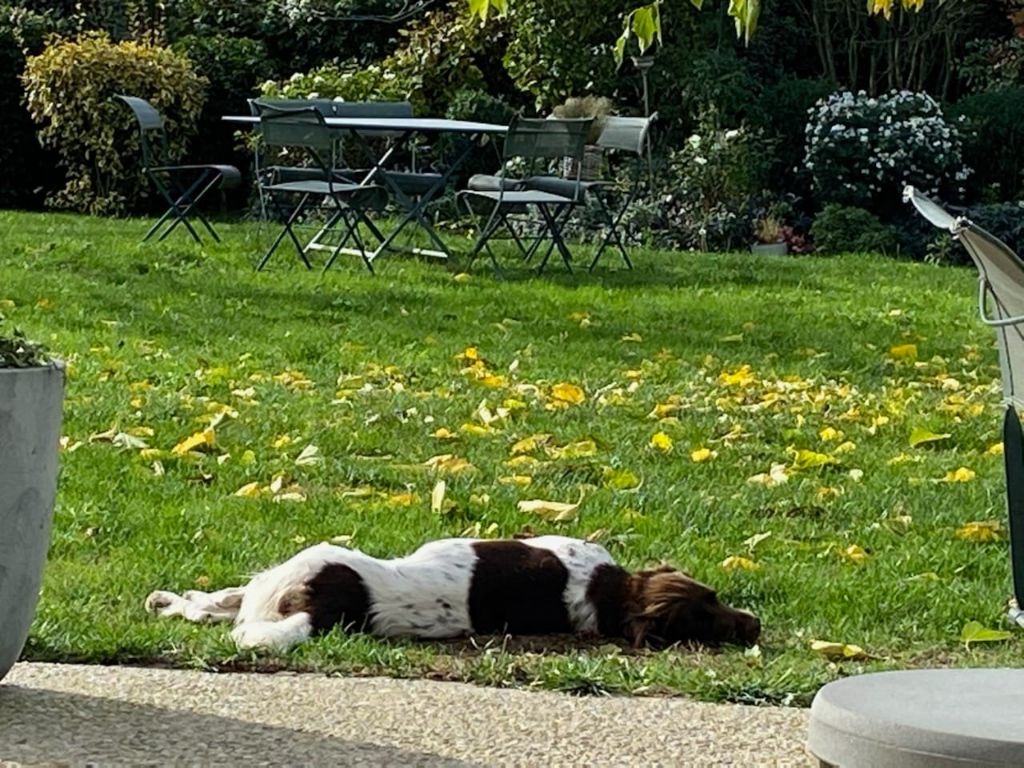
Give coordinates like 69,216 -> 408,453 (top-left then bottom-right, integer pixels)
627,568 -> 702,648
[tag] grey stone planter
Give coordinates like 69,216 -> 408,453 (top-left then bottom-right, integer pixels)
0,362 -> 64,682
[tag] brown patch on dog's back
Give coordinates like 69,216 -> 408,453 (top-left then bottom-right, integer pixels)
469,541 -> 571,634
292,563 -> 371,635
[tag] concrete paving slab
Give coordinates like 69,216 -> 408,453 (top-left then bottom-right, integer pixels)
0,663 -> 810,766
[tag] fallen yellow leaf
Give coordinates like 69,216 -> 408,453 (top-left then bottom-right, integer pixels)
748,463 -> 790,487
810,640 -> 871,661
431,480 -> 446,514
510,433 -> 551,455
939,466 -> 976,483
650,432 -> 673,453
432,427 -> 458,440
550,382 -> 586,405
721,555 -> 760,571
955,520 -> 1005,542
547,439 -> 598,459
888,343 -> 918,362
172,428 -> 216,456
790,449 -> 838,470
840,544 -> 869,563
690,447 -> 717,463
499,474 -> 533,487
517,493 -> 583,522
234,482 -> 262,498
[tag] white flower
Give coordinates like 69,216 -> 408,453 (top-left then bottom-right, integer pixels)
724,129 -> 740,140
695,156 -> 708,166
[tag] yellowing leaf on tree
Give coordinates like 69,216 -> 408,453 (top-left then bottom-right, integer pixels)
960,620 -> 1012,648
547,439 -> 598,459
172,428 -> 216,456
691,447 -> 717,463
510,433 -> 551,455
602,466 -> 642,490
518,493 -> 583,522
790,449 -> 838,471
722,555 -> 760,572
550,382 -> 586,405
810,640 -> 871,661
650,432 -> 674,453
955,520 -> 1005,542
909,427 -> 951,447
234,481 -> 263,498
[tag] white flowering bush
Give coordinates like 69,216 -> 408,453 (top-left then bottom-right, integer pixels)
259,64 -> 411,105
804,90 -> 970,213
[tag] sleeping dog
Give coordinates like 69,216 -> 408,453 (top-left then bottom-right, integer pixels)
145,535 -> 760,651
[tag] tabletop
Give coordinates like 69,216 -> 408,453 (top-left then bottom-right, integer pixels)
223,115 -> 508,135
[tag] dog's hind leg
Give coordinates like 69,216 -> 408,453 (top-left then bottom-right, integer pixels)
145,586 -> 245,624
231,612 -> 313,653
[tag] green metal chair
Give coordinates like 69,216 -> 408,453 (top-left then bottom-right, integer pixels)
523,113 -> 657,271
459,116 -> 593,274
115,95 -> 241,244
904,185 -> 1024,625
255,105 -> 386,273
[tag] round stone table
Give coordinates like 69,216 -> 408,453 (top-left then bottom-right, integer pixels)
807,669 -> 1024,767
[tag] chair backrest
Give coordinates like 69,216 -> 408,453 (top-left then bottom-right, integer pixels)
257,104 -> 334,158
115,94 -> 169,167
597,113 -> 657,156
503,116 -> 592,163
905,185 -> 1024,407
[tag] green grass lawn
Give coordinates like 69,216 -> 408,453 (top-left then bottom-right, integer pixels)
3,210 -> 1021,705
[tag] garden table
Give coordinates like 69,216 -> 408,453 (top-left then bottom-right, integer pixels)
224,115 -> 508,264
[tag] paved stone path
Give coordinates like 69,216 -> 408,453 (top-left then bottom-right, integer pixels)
0,663 -> 810,766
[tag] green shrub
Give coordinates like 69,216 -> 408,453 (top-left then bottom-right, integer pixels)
0,6 -> 65,207
804,90 -> 970,216
22,32 -> 206,215
952,88 -> 1024,201
173,34 -> 271,168
811,204 -> 901,255
442,87 -> 517,185
259,63 -> 411,105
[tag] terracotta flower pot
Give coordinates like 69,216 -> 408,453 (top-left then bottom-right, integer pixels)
0,362 -> 64,681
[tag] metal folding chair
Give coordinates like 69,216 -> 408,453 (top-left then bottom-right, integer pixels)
459,116 -> 592,274
255,105 -> 386,273
905,185 -> 1024,623
524,114 -> 657,271
115,95 -> 241,245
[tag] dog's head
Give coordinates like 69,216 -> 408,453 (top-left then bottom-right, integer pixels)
629,567 -> 760,649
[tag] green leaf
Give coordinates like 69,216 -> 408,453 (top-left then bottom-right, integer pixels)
727,0 -> 761,45
631,6 -> 659,54
613,28 -> 629,68
960,620 -> 1012,648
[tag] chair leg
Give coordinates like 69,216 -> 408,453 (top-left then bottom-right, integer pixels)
259,193 -> 313,271
159,171 -> 223,244
589,193 -> 633,272
1003,406 -> 1024,608
150,170 -> 213,245
537,204 -> 573,274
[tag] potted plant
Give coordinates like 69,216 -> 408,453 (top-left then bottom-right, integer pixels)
552,96 -> 614,181
0,328 -> 64,682
751,215 -> 789,256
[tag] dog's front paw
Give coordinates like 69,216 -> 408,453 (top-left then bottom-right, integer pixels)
145,590 -> 178,615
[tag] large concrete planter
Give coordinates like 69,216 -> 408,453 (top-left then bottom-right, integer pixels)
0,362 -> 64,681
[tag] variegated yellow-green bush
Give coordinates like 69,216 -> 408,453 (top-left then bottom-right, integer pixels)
22,32 -> 206,216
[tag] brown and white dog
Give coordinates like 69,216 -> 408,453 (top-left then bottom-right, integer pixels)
145,536 -> 760,651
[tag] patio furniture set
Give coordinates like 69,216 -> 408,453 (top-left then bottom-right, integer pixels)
116,95 -> 656,275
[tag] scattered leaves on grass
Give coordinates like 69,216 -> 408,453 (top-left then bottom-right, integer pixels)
690,447 -> 717,463
294,444 -> 322,466
602,466 -> 641,490
960,620 -> 1012,648
171,428 -> 216,456
888,343 -> 917,362
423,454 -> 475,474
431,479 -> 447,514
790,449 -> 838,470
549,382 -> 586,406
748,463 -> 789,487
840,544 -> 869,564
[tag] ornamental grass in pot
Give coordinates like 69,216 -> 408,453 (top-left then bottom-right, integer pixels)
0,329 -> 64,681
